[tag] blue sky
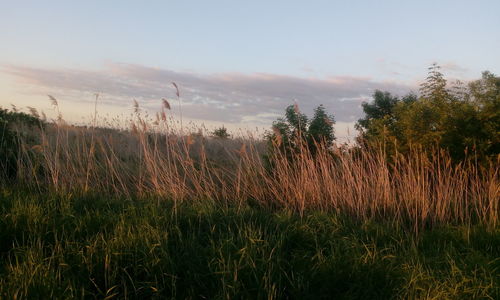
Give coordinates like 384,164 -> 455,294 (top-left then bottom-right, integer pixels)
1,0 -> 499,138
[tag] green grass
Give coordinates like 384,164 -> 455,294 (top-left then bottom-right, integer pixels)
0,188 -> 498,299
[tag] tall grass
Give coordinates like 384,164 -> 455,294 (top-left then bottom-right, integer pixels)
1,102 -> 499,298
9,102 -> 498,233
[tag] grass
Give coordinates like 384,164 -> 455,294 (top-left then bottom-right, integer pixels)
9,110 -> 499,232
0,103 -> 498,298
0,188 -> 498,299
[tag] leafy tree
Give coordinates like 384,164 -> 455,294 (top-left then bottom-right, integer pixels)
419,63 -> 451,103
464,71 -> 500,158
266,104 -> 335,156
284,104 -> 309,143
402,66 -> 498,160
356,64 -> 499,162
308,105 -> 335,151
267,104 -> 308,153
211,126 -> 230,139
356,90 -> 399,131
356,90 -> 416,155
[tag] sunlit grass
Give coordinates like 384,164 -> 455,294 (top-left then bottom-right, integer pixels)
0,101 -> 498,298
10,101 -> 499,232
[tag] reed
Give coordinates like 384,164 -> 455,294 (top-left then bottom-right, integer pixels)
1,103 -> 498,299
9,103 -> 498,233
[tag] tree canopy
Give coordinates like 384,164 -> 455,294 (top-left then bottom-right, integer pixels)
267,104 -> 335,155
356,65 -> 499,162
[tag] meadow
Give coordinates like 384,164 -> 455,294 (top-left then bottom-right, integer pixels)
0,102 -> 499,299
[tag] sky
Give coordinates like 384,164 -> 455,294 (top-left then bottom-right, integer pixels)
1,0 -> 499,140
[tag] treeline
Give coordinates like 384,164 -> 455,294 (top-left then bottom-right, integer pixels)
266,64 -> 499,163
357,64 -> 499,162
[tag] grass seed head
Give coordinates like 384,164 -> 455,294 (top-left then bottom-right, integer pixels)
48,95 -> 58,107
171,82 -> 180,98
162,98 -> 171,110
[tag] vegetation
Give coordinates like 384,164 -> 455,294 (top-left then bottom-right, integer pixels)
356,64 -> 499,162
266,104 -> 335,158
0,65 -> 498,298
211,126 -> 231,139
0,107 -> 43,180
0,190 -> 498,299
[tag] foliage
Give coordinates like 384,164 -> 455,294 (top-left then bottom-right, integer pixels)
0,94 -> 497,298
356,65 -> 500,162
308,105 -> 336,150
466,71 -> 500,157
211,126 -> 231,139
267,104 -> 335,156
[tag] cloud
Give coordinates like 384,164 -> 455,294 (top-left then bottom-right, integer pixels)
440,62 -> 469,73
1,63 -> 413,124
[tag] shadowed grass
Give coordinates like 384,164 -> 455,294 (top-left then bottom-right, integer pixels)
0,189 -> 498,299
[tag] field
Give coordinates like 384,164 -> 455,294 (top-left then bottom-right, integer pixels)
0,107 -> 499,299
1,190 -> 498,299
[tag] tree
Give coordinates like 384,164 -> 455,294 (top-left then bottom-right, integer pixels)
308,105 -> 335,151
464,71 -> 500,158
267,104 -> 335,156
356,90 -> 416,155
284,103 -> 309,142
419,63 -> 450,103
356,64 -> 499,162
356,90 -> 400,132
211,126 -> 230,139
268,104 -> 308,153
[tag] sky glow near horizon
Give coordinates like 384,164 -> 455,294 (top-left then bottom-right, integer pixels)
1,0 -> 499,140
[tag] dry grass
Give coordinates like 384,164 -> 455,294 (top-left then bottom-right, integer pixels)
1,101 -> 499,298
11,102 -> 499,233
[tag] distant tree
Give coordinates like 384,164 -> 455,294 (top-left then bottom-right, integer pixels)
356,90 -> 416,155
463,71 -> 500,158
267,104 -> 308,153
419,63 -> 451,103
211,126 -> 230,139
356,90 -> 400,131
308,105 -> 335,151
266,104 -> 335,156
284,103 -> 309,143
356,64 -> 499,162
400,63 -> 453,148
